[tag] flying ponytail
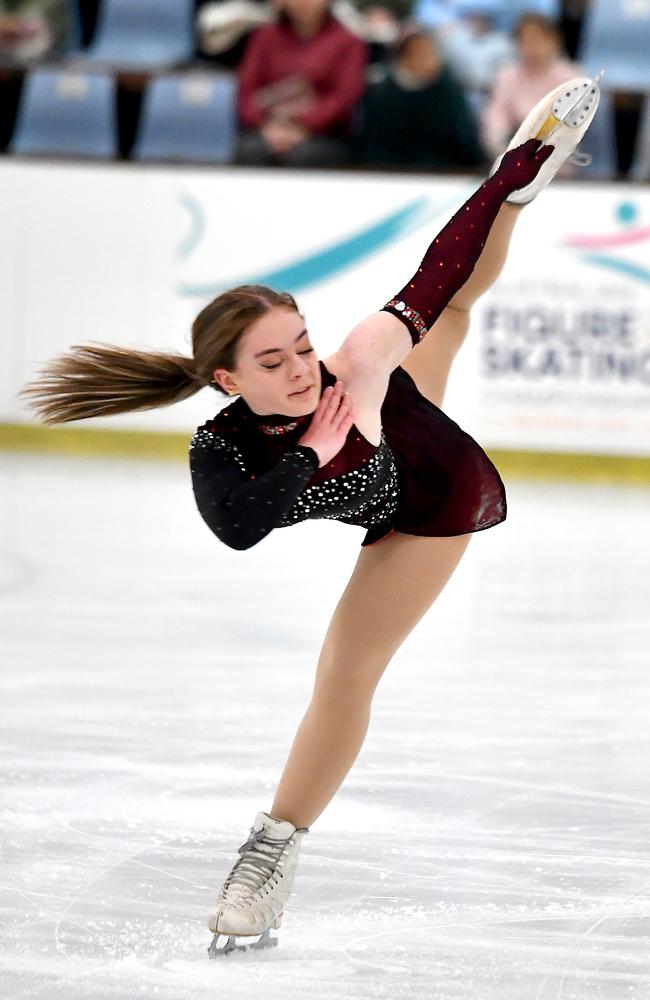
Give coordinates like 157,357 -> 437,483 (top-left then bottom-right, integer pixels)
19,284 -> 300,425
20,342 -> 202,425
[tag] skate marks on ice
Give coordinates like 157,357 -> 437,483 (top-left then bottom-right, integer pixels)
1,455 -> 650,998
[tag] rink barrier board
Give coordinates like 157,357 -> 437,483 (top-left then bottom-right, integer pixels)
1,422 -> 650,485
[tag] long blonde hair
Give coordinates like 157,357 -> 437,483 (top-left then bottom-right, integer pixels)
19,285 -> 300,425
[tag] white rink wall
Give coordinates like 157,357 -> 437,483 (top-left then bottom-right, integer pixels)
2,159 -> 649,456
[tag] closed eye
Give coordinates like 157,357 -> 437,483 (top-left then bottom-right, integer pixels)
262,348 -> 314,371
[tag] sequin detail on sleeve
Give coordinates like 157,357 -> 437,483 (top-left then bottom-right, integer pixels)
189,426 -> 319,550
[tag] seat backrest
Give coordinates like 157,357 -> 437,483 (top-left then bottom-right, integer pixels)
453,0 -> 560,30
131,73 -> 237,163
578,0 -> 650,91
630,94 -> 650,181
9,68 -> 117,158
86,0 -> 194,66
577,88 -> 617,179
60,0 -> 84,54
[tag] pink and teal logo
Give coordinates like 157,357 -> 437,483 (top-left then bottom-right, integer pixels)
564,201 -> 650,284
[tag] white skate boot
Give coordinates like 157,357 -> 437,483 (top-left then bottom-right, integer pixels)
491,73 -> 603,204
206,810 -> 309,958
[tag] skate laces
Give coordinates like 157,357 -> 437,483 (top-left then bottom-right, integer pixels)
220,827 -> 294,904
570,149 -> 592,167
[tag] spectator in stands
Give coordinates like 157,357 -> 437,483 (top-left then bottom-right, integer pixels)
437,1 -> 514,91
0,0 -> 70,64
481,12 -> 581,159
357,27 -> 487,170
235,0 -> 367,166
197,0 -> 411,68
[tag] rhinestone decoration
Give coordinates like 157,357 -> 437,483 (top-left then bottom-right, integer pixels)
383,298 -> 428,341
190,421 -> 399,537
189,427 -> 247,472
257,420 -> 300,435
277,431 -> 398,531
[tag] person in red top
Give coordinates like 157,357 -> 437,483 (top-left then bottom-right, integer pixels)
236,0 -> 367,166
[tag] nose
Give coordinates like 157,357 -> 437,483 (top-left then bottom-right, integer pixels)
290,355 -> 311,379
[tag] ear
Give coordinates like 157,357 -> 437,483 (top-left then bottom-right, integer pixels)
213,367 -> 237,394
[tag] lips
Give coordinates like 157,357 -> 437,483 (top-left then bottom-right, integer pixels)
289,385 -> 312,397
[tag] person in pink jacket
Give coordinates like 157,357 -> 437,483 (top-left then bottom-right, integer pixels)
481,13 -> 583,163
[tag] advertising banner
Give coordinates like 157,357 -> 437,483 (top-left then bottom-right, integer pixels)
1,160 -> 648,456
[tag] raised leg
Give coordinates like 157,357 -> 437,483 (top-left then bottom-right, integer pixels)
400,202 -> 522,407
269,530 -> 470,829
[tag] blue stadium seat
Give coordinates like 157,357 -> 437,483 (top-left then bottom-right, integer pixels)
84,0 -> 194,69
577,88 -> 617,179
495,0 -> 560,30
61,0 -> 84,54
131,73 -> 237,163
9,68 -> 117,158
630,96 -> 650,182
451,0 -> 560,30
578,0 -> 650,91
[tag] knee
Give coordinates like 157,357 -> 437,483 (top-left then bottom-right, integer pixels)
313,653 -> 391,709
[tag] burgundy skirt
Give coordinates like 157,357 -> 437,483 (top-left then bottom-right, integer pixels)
361,365 -> 507,546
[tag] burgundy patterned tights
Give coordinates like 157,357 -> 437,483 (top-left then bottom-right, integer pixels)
381,138 -> 554,344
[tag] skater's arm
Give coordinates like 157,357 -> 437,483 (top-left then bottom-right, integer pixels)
190,437 -> 319,550
335,138 -> 553,377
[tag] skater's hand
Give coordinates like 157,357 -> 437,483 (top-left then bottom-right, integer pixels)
494,138 -> 554,196
297,380 -> 355,468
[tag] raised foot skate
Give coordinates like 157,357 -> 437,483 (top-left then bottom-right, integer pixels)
207,927 -> 279,957
492,72 -> 603,204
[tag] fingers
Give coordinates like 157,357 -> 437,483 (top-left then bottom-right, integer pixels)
334,391 -> 354,430
536,143 -> 554,163
525,137 -> 554,162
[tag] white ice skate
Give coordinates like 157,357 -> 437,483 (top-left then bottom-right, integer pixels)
206,810 -> 309,958
491,73 -> 603,204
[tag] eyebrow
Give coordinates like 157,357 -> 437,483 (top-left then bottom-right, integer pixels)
254,329 -> 308,359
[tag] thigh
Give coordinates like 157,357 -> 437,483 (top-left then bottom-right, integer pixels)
312,529 -> 471,704
399,305 -> 470,408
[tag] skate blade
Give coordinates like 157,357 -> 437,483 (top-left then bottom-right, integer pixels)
207,927 -> 278,958
535,73 -> 603,142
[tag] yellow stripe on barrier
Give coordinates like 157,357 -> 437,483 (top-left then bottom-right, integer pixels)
1,422 -> 650,484
0,422 -> 188,461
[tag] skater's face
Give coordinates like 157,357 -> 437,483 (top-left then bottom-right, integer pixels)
212,306 -> 322,416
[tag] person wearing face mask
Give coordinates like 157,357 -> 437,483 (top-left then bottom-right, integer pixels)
20,77 -> 599,958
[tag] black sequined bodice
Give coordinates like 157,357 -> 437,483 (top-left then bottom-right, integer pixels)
189,360 -> 400,549
277,427 -> 399,531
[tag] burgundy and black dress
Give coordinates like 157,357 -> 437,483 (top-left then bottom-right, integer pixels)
189,359 -> 505,550
189,140 -> 552,551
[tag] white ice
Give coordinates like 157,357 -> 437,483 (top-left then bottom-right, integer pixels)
1,451 -> 649,999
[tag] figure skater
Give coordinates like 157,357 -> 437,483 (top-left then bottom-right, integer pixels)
20,78 -> 600,958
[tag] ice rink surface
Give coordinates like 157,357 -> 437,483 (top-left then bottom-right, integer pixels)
1,451 -> 649,999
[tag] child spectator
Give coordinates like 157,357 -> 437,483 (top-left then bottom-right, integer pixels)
236,0 -> 367,167
481,12 -> 582,159
358,27 -> 486,170
0,0 -> 70,64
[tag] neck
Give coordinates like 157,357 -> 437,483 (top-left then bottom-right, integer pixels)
291,12 -> 326,38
